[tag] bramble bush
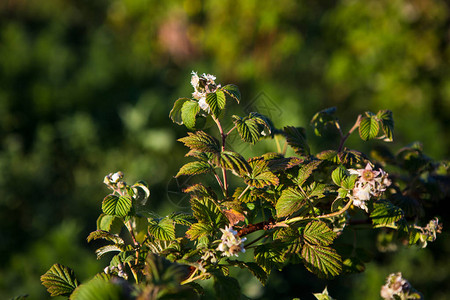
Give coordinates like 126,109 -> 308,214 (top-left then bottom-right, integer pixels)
37,72 -> 446,300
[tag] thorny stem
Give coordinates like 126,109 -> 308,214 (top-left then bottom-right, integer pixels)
125,219 -> 140,283
213,116 -> 229,197
337,114 -> 362,152
238,199 -> 354,237
283,198 -> 354,225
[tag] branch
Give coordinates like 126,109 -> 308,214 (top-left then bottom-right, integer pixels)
338,114 -> 362,152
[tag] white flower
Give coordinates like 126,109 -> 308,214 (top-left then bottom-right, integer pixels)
349,163 -> 380,186
216,225 -> 247,257
104,171 -> 124,186
198,96 -> 211,113
191,71 -> 199,89
189,71 -> 221,115
202,73 -> 216,83
348,163 -> 391,211
111,172 -> 122,183
380,273 -> 411,299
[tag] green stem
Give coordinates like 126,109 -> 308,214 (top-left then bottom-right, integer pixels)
212,116 -> 229,197
275,135 -> 282,153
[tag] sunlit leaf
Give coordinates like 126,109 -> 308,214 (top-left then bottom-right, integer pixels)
359,116 -> 379,141
186,222 -> 214,240
148,217 -> 176,241
176,161 -> 214,177
218,151 -> 252,176
370,200 -> 404,227
301,244 -> 342,279
70,277 -> 123,300
102,195 -> 132,217
331,165 -> 347,186
303,221 -> 337,247
297,160 -> 322,185
86,230 -> 124,245
178,131 -> 221,153
95,245 -> 123,259
181,100 -> 201,130
169,97 -> 189,125
41,264 -> 80,297
221,84 -> 240,103
276,187 -> 306,218
206,91 -> 226,118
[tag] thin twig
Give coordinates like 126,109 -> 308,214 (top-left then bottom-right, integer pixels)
338,114 -> 362,152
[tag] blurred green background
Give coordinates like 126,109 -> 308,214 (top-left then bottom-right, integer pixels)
1,0 -> 449,299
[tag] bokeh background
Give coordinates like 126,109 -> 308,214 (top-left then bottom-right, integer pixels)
1,0 -> 449,299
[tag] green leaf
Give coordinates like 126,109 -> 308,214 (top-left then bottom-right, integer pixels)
213,275 -> 241,300
218,151 -> 252,176
181,100 -> 201,130
283,126 -> 310,156
313,287 -> 336,300
301,244 -> 342,279
245,171 -> 279,188
243,262 -> 268,285
297,160 -> 322,185
86,230 -> 124,245
148,217 -> 176,241
102,195 -> 132,217
206,91 -> 226,118
183,183 -> 218,200
95,245 -> 123,259
276,187 -> 306,218
232,115 -> 261,144
168,212 -> 196,226
377,110 -> 394,142
310,107 -> 337,137
221,84 -> 241,103
303,221 -> 337,247
370,200 -> 404,227
331,166 -> 347,186
341,174 -> 358,190
186,222 -> 214,240
70,277 -> 123,300
96,214 -> 123,234
178,131 -> 220,153
130,181 -> 150,205
190,197 -> 227,227
254,242 -> 285,273
359,116 -> 379,141
175,161 -> 213,177
41,264 -> 80,297
169,97 -> 189,125
316,150 -> 339,163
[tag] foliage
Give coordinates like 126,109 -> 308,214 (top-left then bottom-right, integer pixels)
38,74 -> 447,299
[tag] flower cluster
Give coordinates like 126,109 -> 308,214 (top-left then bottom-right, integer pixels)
104,171 -> 126,190
104,263 -> 128,280
419,217 -> 443,248
380,272 -> 421,300
190,71 -> 221,113
348,163 -> 391,212
216,226 -> 246,257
